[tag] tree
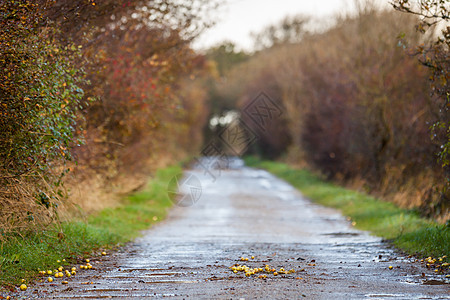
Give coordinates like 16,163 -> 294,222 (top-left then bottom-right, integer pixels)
251,15 -> 310,50
392,0 -> 450,202
206,42 -> 249,77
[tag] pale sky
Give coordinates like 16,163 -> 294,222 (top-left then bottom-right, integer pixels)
193,0 -> 389,51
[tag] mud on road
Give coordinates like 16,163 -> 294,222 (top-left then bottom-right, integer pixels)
22,163 -> 450,299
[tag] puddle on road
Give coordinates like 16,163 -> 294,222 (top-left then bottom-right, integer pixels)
117,267 -> 183,272
142,280 -> 198,284
104,272 -> 180,277
322,232 -> 361,237
365,294 -> 406,298
54,293 -> 177,299
119,268 -> 156,272
422,279 -> 449,285
402,274 -> 450,286
87,288 -> 131,292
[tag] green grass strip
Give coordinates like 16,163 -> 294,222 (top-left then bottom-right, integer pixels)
244,157 -> 449,260
0,165 -> 180,289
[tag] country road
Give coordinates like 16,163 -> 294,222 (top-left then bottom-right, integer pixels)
27,160 -> 449,299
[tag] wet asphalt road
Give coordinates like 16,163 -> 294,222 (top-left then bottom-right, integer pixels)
25,162 -> 449,299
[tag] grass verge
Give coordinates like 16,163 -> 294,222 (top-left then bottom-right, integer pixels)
0,165 -> 180,290
245,157 -> 449,261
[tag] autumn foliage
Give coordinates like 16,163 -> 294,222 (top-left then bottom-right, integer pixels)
211,7 -> 449,221
0,0 -> 213,234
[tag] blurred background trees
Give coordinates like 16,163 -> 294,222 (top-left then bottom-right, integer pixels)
206,4 -> 449,222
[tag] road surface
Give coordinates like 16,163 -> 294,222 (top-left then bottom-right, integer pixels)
24,160 -> 449,299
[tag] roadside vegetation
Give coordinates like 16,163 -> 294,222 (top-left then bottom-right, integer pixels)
245,157 -> 449,263
0,0 -> 215,236
0,165 -> 179,289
